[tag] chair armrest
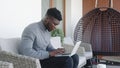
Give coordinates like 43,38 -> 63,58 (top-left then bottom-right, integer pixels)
77,46 -> 85,56
0,61 -> 13,68
80,42 -> 92,52
80,42 -> 93,59
0,51 -> 41,68
62,44 -> 85,56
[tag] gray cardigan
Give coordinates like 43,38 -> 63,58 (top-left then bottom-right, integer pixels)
19,21 -> 55,60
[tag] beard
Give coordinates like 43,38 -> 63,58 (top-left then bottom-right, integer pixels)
45,23 -> 53,31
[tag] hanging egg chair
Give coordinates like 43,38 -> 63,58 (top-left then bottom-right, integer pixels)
74,0 -> 120,56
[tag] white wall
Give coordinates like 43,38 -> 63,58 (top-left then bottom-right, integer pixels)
53,0 -> 64,30
0,0 -> 41,38
66,0 -> 72,37
0,0 -> 82,38
66,0 -> 82,39
71,0 -> 82,38
41,0 -> 49,18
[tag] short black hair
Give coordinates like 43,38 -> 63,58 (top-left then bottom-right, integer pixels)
46,8 -> 62,21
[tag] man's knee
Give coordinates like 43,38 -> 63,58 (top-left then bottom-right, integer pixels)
65,57 -> 73,67
72,54 -> 79,65
66,57 -> 73,63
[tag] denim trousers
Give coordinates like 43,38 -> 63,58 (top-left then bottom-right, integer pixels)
40,54 -> 79,68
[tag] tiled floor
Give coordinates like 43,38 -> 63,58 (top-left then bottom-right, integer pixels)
82,57 -> 120,68
92,65 -> 120,68
82,65 -> 120,68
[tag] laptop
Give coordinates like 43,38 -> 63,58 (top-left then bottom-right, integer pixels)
55,41 -> 81,57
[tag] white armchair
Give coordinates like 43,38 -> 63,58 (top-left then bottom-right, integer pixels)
0,38 -> 41,68
80,42 -> 93,67
80,42 -> 93,60
0,37 -> 87,68
0,61 -> 13,68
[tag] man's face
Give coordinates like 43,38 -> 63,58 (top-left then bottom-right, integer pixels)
45,17 -> 60,31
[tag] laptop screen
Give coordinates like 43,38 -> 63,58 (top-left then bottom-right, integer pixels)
70,41 -> 81,56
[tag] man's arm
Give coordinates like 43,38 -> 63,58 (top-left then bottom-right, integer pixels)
46,42 -> 55,51
47,42 -> 65,56
19,29 -> 49,60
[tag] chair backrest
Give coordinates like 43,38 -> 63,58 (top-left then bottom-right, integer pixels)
0,37 -> 61,54
0,44 -> 1,51
0,38 -> 21,54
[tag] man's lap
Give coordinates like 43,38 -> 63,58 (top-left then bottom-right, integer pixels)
40,56 -> 70,68
40,54 -> 79,68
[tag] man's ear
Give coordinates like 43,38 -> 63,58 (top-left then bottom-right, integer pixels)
46,17 -> 50,22
44,17 -> 49,24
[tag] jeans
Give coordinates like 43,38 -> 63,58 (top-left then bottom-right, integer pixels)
40,54 -> 79,68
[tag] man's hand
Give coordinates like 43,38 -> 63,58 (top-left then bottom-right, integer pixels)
49,48 -> 65,57
56,48 -> 65,54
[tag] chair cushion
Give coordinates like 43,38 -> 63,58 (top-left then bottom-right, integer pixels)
50,37 -> 62,49
0,37 -> 61,53
0,46 -> 1,51
63,37 -> 74,46
0,38 -> 21,54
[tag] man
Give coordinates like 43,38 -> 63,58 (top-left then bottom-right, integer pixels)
19,8 -> 79,68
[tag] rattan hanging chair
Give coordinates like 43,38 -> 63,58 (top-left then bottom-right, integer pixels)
74,2 -> 120,55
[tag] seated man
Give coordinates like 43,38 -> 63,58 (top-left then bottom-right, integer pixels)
19,8 -> 79,68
